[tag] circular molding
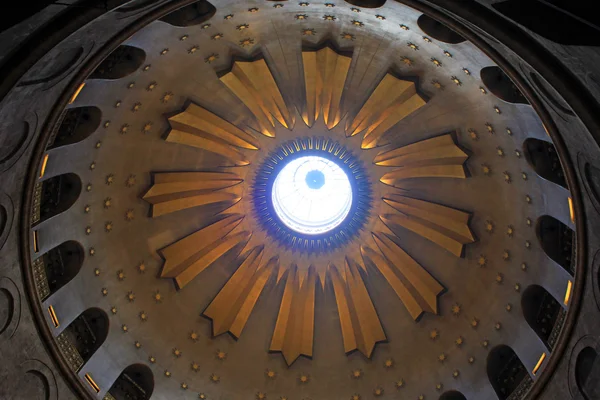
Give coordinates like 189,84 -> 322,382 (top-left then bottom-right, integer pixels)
0,112 -> 37,173
0,191 -> 14,251
253,137 -> 372,253
0,276 -> 21,339
567,334 -> 600,398
271,155 -> 353,235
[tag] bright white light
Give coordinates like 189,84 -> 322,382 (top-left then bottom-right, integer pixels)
272,156 -> 353,235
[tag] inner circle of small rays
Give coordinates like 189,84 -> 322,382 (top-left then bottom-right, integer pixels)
252,136 -> 372,253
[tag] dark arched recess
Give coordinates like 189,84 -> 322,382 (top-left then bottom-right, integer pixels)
439,390 -> 467,400
61,308 -> 109,369
48,106 -> 101,149
521,284 -> 562,350
417,14 -> 466,44
487,345 -> 529,400
492,0 -> 600,46
88,45 -> 146,80
39,173 -> 82,224
536,215 -> 575,275
343,0 -> 386,8
159,0 -> 216,27
481,66 -> 529,104
576,347 -> 599,400
107,364 -> 154,400
524,138 -> 567,188
42,241 -> 84,299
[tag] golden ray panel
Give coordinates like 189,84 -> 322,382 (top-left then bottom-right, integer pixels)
381,194 -> 475,257
346,74 -> 427,149
301,47 -> 352,129
203,246 -> 277,338
159,214 -> 250,289
166,103 -> 258,166
220,58 -> 294,137
378,134 -> 468,186
270,265 -> 317,365
330,259 -> 387,358
143,172 -> 242,217
363,233 -> 444,319
146,47 -> 475,365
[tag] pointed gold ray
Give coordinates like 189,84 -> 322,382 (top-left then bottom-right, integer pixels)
220,59 -> 293,137
360,246 -> 425,320
203,247 -> 277,338
143,172 -> 242,217
330,259 -> 386,358
301,48 -> 351,129
378,134 -> 467,186
166,103 -> 259,166
374,134 -> 467,167
159,215 -> 249,289
270,265 -> 316,366
368,233 -> 444,316
345,74 -> 426,149
381,194 -> 475,257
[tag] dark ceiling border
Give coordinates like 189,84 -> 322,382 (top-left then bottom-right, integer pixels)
394,0 -> 588,398
16,0 -> 588,399
18,1 -> 199,399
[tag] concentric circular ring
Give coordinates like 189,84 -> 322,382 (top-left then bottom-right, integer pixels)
271,155 -> 353,235
253,137 -> 372,253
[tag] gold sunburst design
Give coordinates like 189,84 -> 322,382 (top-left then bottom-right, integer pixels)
143,46 -> 474,366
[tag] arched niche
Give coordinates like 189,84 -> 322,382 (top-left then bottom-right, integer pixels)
343,0 -> 386,7
88,45 -> 146,80
42,241 -> 84,299
106,364 -> 154,400
417,14 -> 466,44
521,284 -> 562,350
487,345 -> 528,400
439,390 -> 467,400
160,0 -> 216,27
48,106 -> 101,149
576,347 -> 599,400
62,308 -> 109,367
481,66 -> 529,104
524,138 -> 567,188
492,1 -> 600,46
39,173 -> 82,223
536,215 -> 575,275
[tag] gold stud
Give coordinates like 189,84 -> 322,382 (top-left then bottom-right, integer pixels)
205,53 -> 219,64
451,303 -> 461,316
240,38 -> 255,47
478,255 -> 487,267
496,273 -> 504,284
430,329 -> 439,340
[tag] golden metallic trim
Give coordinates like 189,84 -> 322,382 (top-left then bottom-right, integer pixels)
68,82 -> 85,104
564,280 -> 573,306
84,373 -> 100,393
533,352 -> 546,375
39,154 -> 49,179
48,305 -> 59,328
33,231 -> 39,253
568,197 -> 575,224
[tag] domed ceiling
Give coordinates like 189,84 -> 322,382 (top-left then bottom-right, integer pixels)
26,1 -> 578,399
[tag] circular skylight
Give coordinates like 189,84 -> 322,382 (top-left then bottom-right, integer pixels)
271,156 -> 353,235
